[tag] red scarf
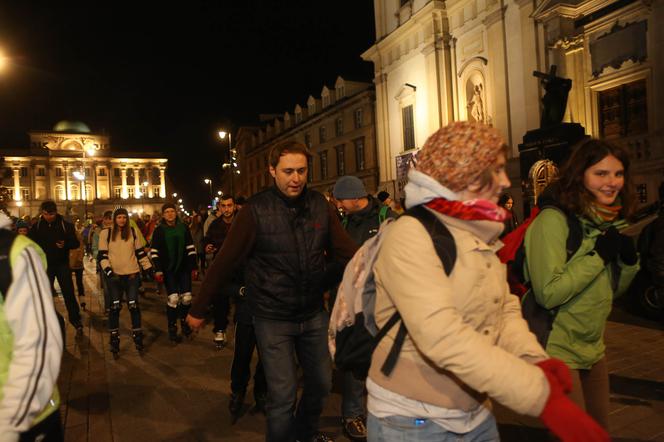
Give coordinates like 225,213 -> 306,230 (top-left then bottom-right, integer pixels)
425,198 -> 509,222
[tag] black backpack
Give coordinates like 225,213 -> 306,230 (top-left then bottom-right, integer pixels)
332,205 -> 457,379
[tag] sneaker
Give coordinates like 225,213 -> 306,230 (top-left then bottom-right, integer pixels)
342,416 -> 367,441
214,330 -> 227,348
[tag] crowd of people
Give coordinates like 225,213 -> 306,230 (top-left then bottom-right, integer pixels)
2,120 -> 663,442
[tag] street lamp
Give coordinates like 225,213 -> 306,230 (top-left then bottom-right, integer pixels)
75,146 -> 96,220
203,178 -> 212,198
219,130 -> 239,197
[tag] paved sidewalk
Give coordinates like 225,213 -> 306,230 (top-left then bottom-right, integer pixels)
54,262 -> 664,441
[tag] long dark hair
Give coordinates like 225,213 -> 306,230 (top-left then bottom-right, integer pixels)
111,209 -> 132,241
553,138 -> 635,219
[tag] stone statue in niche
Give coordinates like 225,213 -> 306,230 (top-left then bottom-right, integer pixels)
467,83 -> 485,123
533,65 -> 572,128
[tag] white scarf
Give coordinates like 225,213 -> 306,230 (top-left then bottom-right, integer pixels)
404,169 -> 459,209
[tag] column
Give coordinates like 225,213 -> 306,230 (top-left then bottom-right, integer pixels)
64,163 -> 70,200
91,161 -> 98,200
80,162 -> 86,201
108,161 -> 114,200
134,166 -> 141,199
147,165 -> 154,198
121,167 -> 128,199
13,167 -> 20,201
159,167 -> 166,198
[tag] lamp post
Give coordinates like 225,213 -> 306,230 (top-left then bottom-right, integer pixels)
219,130 -> 239,197
203,178 -> 212,199
75,146 -> 96,221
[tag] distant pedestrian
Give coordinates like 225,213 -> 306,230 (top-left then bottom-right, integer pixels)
70,224 -> 86,310
333,175 -> 397,441
98,208 -> 153,356
498,192 -> 519,237
29,200 -> 83,335
151,203 -> 198,343
524,138 -> 640,429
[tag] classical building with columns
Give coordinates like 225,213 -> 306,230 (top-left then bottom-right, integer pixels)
0,120 -> 170,218
362,0 -> 663,209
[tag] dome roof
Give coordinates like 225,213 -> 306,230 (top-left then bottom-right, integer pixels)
53,120 -> 91,134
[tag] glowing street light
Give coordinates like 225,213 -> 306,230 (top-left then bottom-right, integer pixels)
203,178 -> 212,197
219,129 -> 238,197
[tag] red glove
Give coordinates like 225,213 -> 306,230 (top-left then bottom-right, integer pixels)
537,358 -> 572,393
191,270 -> 199,281
154,272 -> 164,284
538,362 -> 609,442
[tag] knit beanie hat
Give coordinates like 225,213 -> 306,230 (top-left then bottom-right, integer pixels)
415,122 -> 506,192
377,191 -> 390,203
333,176 -> 367,200
113,208 -> 128,219
16,219 -> 29,230
162,202 -> 177,213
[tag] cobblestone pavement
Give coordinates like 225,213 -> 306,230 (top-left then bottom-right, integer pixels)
54,261 -> 664,441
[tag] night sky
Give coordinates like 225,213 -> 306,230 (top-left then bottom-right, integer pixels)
0,1 -> 375,208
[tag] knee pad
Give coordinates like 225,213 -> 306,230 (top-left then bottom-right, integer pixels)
167,293 -> 180,309
128,300 -> 139,310
181,292 -> 192,306
110,300 -> 121,312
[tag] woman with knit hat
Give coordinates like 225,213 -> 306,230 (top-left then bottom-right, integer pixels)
366,122 -> 607,441
523,139 -> 639,430
150,202 -> 199,343
98,208 -> 153,356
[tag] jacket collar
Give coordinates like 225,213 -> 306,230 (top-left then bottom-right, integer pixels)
427,208 -> 504,253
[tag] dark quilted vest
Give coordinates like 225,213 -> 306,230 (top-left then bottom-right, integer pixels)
245,187 -> 330,321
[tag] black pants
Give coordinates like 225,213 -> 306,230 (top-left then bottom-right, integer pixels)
231,321 -> 267,399
20,409 -> 63,442
72,268 -> 85,297
213,294 -> 230,333
48,262 -> 81,326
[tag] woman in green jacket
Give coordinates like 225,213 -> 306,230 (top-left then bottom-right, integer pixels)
524,138 -> 640,429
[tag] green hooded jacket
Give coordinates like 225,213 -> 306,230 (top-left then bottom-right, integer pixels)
524,208 -> 639,369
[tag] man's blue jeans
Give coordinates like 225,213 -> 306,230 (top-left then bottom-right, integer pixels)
254,310 -> 332,442
367,413 -> 499,442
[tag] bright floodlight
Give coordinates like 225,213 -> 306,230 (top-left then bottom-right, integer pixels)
73,171 -> 85,180
217,190 -> 222,195
172,193 -> 177,197
204,178 -> 211,184
218,131 -> 227,139
0,51 -> 8,72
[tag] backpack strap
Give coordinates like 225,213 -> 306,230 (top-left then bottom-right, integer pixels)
0,229 -> 17,299
404,205 -> 457,276
377,205 -> 457,376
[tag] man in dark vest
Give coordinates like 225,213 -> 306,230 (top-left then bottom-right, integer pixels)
187,140 -> 356,442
